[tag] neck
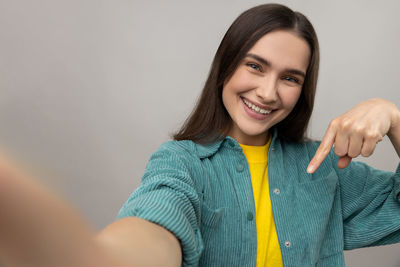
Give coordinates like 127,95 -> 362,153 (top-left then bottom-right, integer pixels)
228,130 -> 270,146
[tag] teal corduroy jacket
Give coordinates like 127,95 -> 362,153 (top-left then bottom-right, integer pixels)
117,130 -> 400,266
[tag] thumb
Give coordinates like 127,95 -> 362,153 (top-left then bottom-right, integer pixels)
337,155 -> 352,169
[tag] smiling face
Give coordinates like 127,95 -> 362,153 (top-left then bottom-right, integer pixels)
222,30 -> 311,146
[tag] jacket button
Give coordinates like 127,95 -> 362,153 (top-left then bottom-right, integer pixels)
247,212 -> 253,221
284,241 -> 291,248
273,188 -> 280,195
236,163 -> 244,172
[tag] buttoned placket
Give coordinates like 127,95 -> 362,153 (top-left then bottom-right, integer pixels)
225,139 -> 257,267
269,144 -> 292,254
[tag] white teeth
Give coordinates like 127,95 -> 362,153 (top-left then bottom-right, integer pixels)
242,98 -> 271,115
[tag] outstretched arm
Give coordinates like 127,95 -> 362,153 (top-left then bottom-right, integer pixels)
307,98 -> 400,173
0,153 -> 181,266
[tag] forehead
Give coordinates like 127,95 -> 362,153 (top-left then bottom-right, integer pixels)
247,30 -> 311,72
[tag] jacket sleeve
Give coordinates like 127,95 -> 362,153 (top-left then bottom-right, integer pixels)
331,150 -> 400,250
116,141 -> 203,266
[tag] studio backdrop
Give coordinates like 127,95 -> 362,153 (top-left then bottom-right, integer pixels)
1,0 -> 399,266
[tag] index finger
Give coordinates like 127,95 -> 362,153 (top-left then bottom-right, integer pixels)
307,126 -> 336,173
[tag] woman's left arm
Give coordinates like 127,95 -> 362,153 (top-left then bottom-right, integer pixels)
308,98 -> 400,173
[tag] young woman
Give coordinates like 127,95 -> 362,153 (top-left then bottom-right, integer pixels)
0,3 -> 399,267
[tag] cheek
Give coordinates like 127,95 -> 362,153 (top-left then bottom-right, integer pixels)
281,88 -> 302,110
221,86 -> 234,114
224,69 -> 255,94
221,88 -> 228,108
222,73 -> 247,107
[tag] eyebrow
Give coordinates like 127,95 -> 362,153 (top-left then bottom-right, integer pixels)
245,53 -> 306,78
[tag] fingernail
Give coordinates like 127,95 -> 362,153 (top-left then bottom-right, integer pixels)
307,165 -> 314,173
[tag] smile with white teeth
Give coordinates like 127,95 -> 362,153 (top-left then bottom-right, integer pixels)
242,98 -> 272,114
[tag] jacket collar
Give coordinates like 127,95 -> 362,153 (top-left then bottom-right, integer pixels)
195,128 -> 279,159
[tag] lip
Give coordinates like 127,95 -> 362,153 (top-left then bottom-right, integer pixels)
241,97 -> 273,120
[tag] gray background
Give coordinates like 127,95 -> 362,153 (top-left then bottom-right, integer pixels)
1,0 -> 399,266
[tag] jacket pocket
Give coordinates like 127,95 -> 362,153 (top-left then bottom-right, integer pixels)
198,201 -> 229,266
200,201 -> 225,228
296,170 -> 344,261
315,251 -> 344,266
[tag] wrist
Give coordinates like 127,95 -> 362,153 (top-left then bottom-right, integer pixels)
389,103 -> 400,134
387,103 -> 400,158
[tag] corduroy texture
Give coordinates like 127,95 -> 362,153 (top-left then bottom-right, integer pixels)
117,129 -> 400,267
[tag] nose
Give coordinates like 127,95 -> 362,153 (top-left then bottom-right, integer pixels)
255,75 -> 279,103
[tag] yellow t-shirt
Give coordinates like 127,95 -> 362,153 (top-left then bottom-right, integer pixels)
239,138 -> 283,267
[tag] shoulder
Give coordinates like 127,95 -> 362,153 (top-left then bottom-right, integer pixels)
146,140 -> 199,170
156,140 -> 197,155
145,140 -> 220,175
153,139 -> 225,160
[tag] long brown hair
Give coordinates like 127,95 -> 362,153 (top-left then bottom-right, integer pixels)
173,3 -> 319,144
